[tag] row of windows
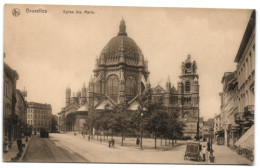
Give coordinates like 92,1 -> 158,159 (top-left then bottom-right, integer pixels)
27,114 -> 51,119
94,75 -> 199,97
106,75 -> 137,96
238,88 -> 254,112
223,87 -> 254,113
27,120 -> 51,125
27,108 -> 50,114
3,80 -> 12,99
238,45 -> 255,89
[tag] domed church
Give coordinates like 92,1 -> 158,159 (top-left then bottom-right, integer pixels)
58,19 -> 200,139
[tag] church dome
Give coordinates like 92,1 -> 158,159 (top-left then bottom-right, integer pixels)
99,19 -> 144,67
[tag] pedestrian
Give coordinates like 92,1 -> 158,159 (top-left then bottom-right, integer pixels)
3,138 -> 8,153
108,139 -> 111,148
109,137 -> 114,148
202,145 -> 207,161
136,138 -> 140,145
17,138 -> 23,153
112,138 -> 115,148
207,142 -> 211,151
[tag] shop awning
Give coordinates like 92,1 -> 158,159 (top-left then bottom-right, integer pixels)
235,125 -> 254,150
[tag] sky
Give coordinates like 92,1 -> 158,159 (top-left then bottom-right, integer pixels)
4,4 -> 252,120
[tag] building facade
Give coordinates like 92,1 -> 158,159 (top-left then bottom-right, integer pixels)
220,72 -> 239,146
58,19 -> 200,138
27,102 -> 52,132
15,89 -> 28,137
234,10 -> 255,129
219,10 -> 255,150
3,62 -> 19,142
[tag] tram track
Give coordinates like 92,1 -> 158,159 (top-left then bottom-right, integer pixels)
42,136 -> 89,162
22,135 -> 89,162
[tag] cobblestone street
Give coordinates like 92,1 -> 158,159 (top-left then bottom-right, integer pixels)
22,135 -> 88,162
24,133 -> 252,164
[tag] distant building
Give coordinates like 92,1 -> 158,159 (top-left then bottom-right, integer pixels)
27,102 -> 52,132
220,71 -> 238,146
214,114 -> 221,139
202,118 -> 214,140
3,62 -> 19,141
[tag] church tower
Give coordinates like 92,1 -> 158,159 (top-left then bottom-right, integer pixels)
80,83 -> 87,106
88,76 -> 94,108
65,87 -> 71,106
165,76 -> 171,106
177,54 -> 199,137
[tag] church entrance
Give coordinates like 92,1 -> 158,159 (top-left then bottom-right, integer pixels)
65,112 -> 76,132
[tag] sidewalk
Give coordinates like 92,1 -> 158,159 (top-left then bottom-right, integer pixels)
211,144 -> 253,165
66,132 -> 183,151
3,136 -> 32,162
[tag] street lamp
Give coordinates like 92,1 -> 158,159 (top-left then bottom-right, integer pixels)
139,106 -> 147,150
140,112 -> 143,150
209,128 -> 215,162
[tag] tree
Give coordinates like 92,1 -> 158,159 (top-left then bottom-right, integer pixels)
85,110 -> 100,135
96,104 -> 115,139
136,88 -> 168,148
110,102 -> 132,146
145,96 -> 168,148
166,111 -> 185,146
85,104 -> 118,140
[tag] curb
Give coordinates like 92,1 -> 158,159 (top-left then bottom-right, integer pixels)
19,137 -> 32,161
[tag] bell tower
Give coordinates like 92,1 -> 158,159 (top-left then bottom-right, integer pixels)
181,54 -> 197,76
80,83 -> 87,106
177,54 -> 200,139
65,87 -> 71,106
178,54 -> 199,117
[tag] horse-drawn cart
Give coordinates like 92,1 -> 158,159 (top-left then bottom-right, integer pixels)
184,141 -> 201,161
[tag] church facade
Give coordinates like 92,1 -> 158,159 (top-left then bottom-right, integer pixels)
58,19 -> 200,138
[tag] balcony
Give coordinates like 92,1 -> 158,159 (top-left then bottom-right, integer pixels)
244,105 -> 254,113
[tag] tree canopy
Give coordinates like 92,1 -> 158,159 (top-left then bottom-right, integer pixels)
84,89 -> 185,148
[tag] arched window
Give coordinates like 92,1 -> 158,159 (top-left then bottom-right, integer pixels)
107,75 -> 119,95
185,81 -> 191,93
125,76 -> 136,96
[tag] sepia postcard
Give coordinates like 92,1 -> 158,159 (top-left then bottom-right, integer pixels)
2,4 -> 255,165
